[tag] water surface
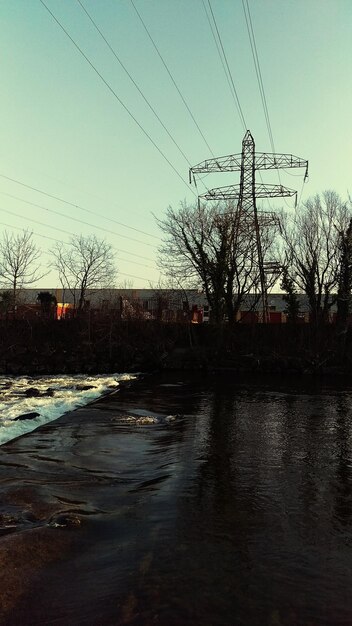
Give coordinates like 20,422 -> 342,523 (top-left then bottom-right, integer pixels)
1,373 -> 352,625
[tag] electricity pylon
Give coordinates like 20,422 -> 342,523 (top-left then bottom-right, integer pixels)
189,130 -> 308,322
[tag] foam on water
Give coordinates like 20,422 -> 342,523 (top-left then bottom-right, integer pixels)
0,373 -> 136,446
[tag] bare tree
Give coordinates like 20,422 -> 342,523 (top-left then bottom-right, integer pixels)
280,191 -> 350,324
0,230 -> 47,312
51,234 -> 117,311
157,202 -> 226,323
157,201 -> 278,324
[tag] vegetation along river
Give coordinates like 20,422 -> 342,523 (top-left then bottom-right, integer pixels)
0,372 -> 351,625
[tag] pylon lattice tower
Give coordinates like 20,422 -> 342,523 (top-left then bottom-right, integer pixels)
189,131 -> 308,322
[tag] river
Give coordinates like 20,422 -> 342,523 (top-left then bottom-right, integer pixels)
1,372 -> 352,625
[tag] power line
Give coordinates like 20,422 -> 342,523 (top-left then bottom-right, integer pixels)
77,0 -> 194,169
203,1 -> 280,221
0,206 -> 73,237
0,190 -> 158,249
76,1 -> 211,199
0,206 -> 156,262
118,270 -> 154,282
282,169 -> 305,177
130,0 -> 215,158
0,221 -> 67,245
206,0 -> 247,132
242,0 -> 274,152
202,0 -> 239,122
0,215 -> 154,268
297,178 -> 306,208
202,0 -> 272,217
117,257 -> 155,270
0,173 -> 160,241
0,218 -> 158,284
242,0 -> 298,209
202,2 -> 275,214
39,0 -> 196,198
77,1 -> 212,200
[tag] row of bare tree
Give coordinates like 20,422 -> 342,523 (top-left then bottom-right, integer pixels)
157,190 -> 352,326
1,190 -> 351,326
0,232 -> 116,314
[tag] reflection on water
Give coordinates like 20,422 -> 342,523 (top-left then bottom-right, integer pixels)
2,373 -> 352,626
118,375 -> 352,626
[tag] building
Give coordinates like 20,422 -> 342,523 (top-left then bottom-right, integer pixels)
0,288 -> 339,323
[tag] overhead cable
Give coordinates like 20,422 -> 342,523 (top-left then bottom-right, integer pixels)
0,216 -> 158,281
242,0 -> 274,152
0,173 -> 160,241
202,0 -> 240,123
0,220 -> 67,245
118,271 -> 154,282
130,0 -> 215,157
202,0 -> 275,215
242,0 -> 297,209
39,0 -> 196,198
206,0 -> 247,131
0,206 -> 155,262
77,0 -> 192,168
0,190 -> 158,249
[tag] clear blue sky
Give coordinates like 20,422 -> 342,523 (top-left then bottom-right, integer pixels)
0,0 -> 351,287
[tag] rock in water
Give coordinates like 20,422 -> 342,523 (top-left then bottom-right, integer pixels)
14,412 -> 40,421
24,387 -> 41,397
136,416 -> 159,425
50,514 -> 81,528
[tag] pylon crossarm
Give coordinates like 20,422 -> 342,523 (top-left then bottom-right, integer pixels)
255,183 -> 297,198
190,152 -> 308,179
255,152 -> 308,176
199,183 -> 297,201
199,185 -> 240,201
189,154 -> 243,180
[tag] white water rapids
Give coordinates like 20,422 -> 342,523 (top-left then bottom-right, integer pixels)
0,373 -> 137,446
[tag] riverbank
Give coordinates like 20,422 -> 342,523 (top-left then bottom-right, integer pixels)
0,318 -> 351,376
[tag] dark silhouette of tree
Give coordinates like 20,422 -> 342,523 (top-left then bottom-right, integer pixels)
0,290 -> 14,321
336,217 -> 352,331
280,267 -> 300,322
37,291 -> 57,319
157,201 -> 277,324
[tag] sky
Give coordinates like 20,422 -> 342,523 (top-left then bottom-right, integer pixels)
0,0 -> 351,288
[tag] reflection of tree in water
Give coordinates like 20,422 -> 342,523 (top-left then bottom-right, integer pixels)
159,383 -> 272,625
289,395 -> 333,536
334,394 -> 352,528
117,380 -> 352,626
171,386 -> 352,625
191,386 -> 256,540
282,391 -> 352,535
